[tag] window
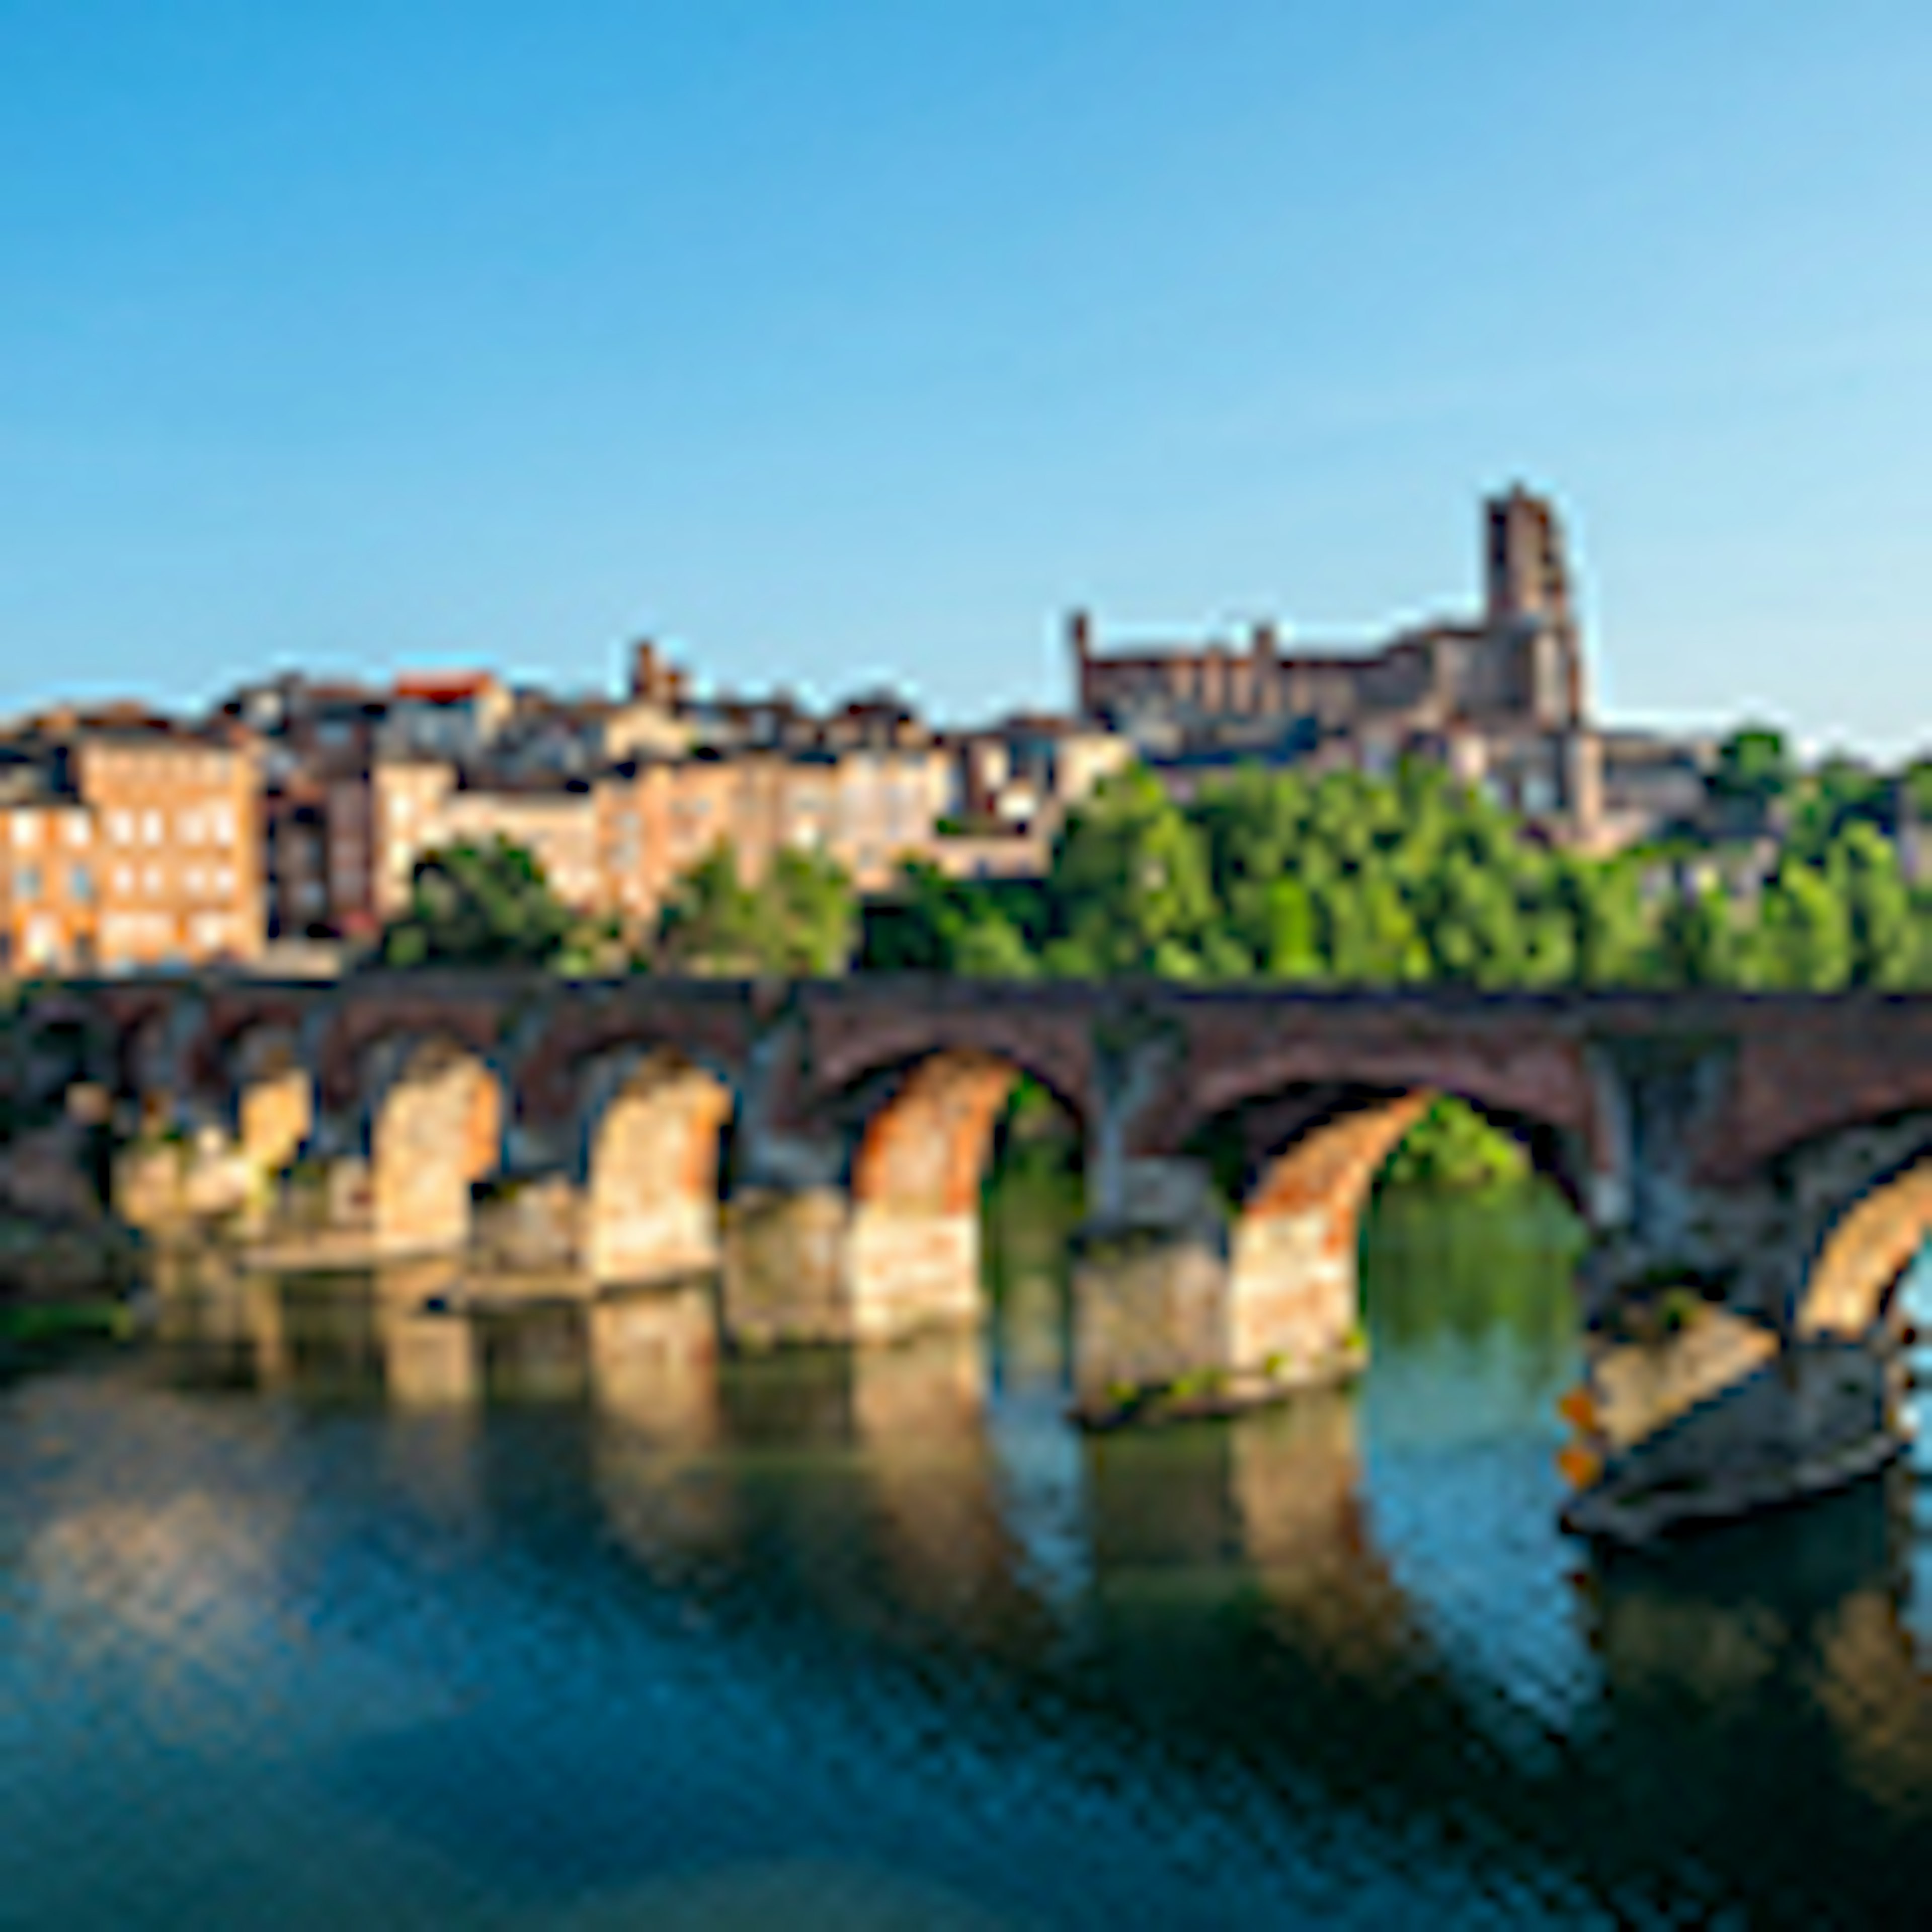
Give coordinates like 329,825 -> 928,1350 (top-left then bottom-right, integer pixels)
11,815 -> 38,850
64,817 -> 91,849
108,810 -> 134,846
141,810 -> 164,846
179,809 -> 203,845
23,916 -> 58,967
70,864 -> 93,904
16,864 -> 40,901
143,864 -> 163,897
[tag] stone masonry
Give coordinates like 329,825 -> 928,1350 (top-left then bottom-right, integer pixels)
16,973 -> 1932,1539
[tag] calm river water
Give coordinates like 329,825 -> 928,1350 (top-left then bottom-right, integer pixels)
5,1185 -> 1932,1929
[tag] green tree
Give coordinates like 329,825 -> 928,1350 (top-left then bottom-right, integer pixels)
1316,869 -> 1427,985
1048,767 -> 1215,974
1827,822 -> 1915,987
1416,852 -> 1526,987
1551,858 -> 1648,987
1744,860 -> 1852,990
859,860 -> 1042,976
765,847 -> 859,975
1257,874 -> 1324,980
380,838 -> 577,969
655,845 -> 766,975
1649,878 -> 1741,987
1190,766 -> 1308,909
1381,1096 -> 1530,1188
1899,760 -> 1932,826
951,912 -> 1039,978
1787,757 -> 1891,863
658,843 -> 857,976
1711,726 -> 1793,811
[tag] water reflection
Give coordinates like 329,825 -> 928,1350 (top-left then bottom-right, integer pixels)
1585,1472 -> 1932,1814
16,1188 -> 1932,1924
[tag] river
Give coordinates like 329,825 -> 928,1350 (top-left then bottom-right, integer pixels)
3,1183 -> 1929,1928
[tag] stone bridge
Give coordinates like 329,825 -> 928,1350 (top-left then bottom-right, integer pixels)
13,972 -> 1932,1540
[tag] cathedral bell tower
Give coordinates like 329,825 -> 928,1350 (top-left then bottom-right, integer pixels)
1484,485 -> 1586,729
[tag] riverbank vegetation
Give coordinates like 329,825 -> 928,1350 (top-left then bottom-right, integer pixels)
0,1296 -> 131,1379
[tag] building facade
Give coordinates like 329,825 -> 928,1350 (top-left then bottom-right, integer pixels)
0,722 -> 263,974
1068,485 -> 1611,843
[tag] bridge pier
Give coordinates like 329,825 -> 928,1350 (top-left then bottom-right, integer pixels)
1069,1099 -> 1422,1423
719,1185 -> 853,1346
370,1041 -> 503,1257
844,1052 -> 1017,1342
1556,1044 -> 1925,1542
39,973 -> 1932,1544
582,1055 -> 731,1286
1069,1220 -> 1232,1418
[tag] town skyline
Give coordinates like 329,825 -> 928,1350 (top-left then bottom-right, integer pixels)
7,7 -> 1932,754
1,473 -> 1911,771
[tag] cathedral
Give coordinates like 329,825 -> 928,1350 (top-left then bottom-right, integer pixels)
1066,486 -> 1606,841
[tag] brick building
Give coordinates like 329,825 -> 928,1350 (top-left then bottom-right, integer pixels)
0,718 -> 263,973
220,641 -> 1125,945
1068,485 -> 1616,844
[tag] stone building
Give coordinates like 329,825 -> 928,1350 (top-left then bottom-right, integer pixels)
0,715 -> 263,973
1069,485 -> 1611,845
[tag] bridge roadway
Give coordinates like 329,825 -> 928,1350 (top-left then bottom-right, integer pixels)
14,972 -> 1932,1541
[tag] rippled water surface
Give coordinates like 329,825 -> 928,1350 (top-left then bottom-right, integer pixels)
6,1186 -> 1932,1928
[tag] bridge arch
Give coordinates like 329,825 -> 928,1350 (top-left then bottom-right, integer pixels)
1782,1114 -> 1932,1342
578,1046 -> 736,1285
843,1047 -> 1086,1342
366,1035 -> 508,1256
1154,1074 -> 1591,1399
1226,1092 -> 1432,1381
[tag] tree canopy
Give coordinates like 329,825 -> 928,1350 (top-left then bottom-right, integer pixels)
858,758 -> 1932,992
655,842 -> 858,977
380,838 -> 582,970
384,754 -> 1932,999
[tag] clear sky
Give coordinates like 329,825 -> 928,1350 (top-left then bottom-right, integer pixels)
4,2 -> 1930,752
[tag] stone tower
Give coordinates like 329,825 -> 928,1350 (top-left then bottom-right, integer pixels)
1484,486 -> 1586,728
1066,609 -> 1096,717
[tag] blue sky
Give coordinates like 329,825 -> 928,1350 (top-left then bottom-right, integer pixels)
3,2 -> 1930,752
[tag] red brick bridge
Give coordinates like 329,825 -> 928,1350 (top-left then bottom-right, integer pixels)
17,973 -> 1932,1538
